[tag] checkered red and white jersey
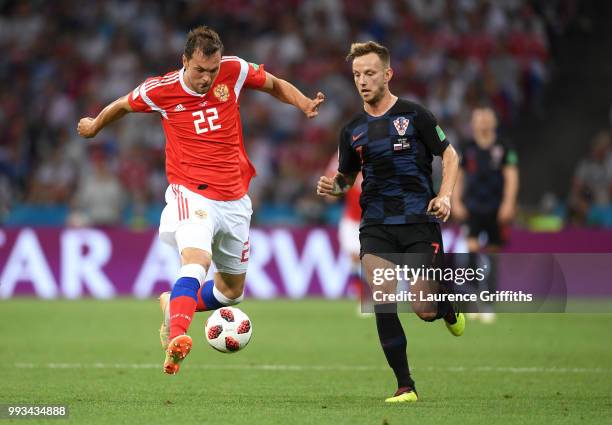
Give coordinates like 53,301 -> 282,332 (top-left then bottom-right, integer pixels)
128,56 -> 267,201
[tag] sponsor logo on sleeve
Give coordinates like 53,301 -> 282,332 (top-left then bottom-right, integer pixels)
435,125 -> 446,142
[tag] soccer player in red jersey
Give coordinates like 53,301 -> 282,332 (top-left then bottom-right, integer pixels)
77,26 -> 325,374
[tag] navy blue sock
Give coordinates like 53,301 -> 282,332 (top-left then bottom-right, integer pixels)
196,280 -> 224,311
170,276 -> 200,301
374,303 -> 415,389
436,284 -> 457,322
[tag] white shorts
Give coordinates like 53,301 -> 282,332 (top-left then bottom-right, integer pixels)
159,184 -> 252,275
338,217 -> 360,257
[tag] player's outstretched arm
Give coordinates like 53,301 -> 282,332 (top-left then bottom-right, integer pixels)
258,72 -> 325,118
77,95 -> 133,138
317,172 -> 357,197
427,144 -> 459,222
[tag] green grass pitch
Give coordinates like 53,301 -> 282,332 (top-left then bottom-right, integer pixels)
1,299 -> 611,424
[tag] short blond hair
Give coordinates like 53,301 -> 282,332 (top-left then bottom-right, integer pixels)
346,41 -> 390,67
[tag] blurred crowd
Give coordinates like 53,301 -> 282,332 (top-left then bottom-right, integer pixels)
567,129 -> 612,227
0,0 -> 589,227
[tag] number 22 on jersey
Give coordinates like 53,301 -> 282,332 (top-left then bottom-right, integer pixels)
193,108 -> 221,134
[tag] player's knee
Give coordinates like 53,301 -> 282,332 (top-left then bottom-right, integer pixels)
416,311 -> 437,322
181,247 -> 212,270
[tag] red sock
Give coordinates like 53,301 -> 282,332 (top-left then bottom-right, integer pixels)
169,296 -> 197,340
196,286 -> 206,312
168,265 -> 207,340
195,280 -> 225,311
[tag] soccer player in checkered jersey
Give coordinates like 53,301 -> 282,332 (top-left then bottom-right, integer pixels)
452,106 -> 519,324
317,41 -> 464,402
77,26 -> 325,374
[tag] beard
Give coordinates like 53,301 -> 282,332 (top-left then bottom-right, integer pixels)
363,85 -> 385,105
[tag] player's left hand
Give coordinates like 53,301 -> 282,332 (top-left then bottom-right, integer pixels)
303,92 -> 325,118
317,175 -> 339,196
427,195 -> 451,222
497,201 -> 515,223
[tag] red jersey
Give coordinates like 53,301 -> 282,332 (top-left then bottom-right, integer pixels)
325,155 -> 362,222
127,56 -> 267,200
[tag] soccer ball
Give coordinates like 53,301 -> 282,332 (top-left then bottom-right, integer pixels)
205,307 -> 253,353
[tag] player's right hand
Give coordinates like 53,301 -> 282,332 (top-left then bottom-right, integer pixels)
427,195 -> 451,222
77,117 -> 98,138
317,175 -> 338,197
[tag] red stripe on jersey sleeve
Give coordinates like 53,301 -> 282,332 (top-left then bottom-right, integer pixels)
177,191 -> 183,220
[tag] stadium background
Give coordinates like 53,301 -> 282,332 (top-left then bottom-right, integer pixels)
1,1 -> 611,424
1,0 -> 611,229
1,0 -> 611,297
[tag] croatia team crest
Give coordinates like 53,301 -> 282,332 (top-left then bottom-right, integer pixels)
393,117 -> 410,136
214,84 -> 230,102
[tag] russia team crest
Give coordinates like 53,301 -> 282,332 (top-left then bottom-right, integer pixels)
393,117 -> 410,136
214,84 -> 230,102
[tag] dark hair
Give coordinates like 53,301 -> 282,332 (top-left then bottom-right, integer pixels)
184,26 -> 224,59
346,41 -> 390,67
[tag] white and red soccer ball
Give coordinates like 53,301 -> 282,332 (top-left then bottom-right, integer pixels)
205,307 -> 252,353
